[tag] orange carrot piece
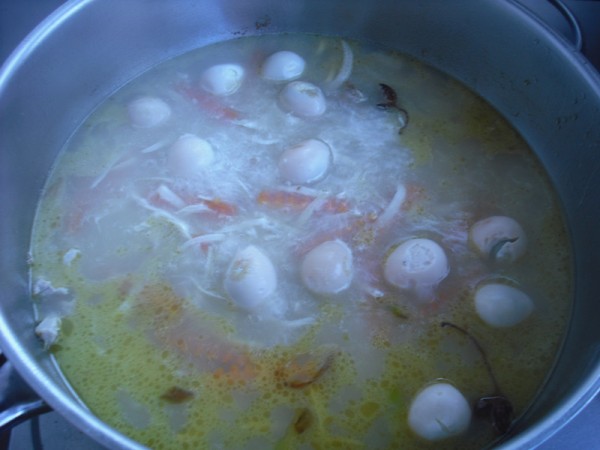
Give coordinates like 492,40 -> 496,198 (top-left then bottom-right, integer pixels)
148,183 -> 238,217
134,284 -> 257,383
175,83 -> 240,120
201,198 -> 237,216
257,190 -> 349,214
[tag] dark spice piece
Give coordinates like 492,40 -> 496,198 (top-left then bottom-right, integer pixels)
377,83 -> 398,106
160,386 -> 194,404
276,348 -> 337,389
489,237 -> 519,261
441,321 -> 514,435
475,395 -> 514,435
286,353 -> 335,388
293,408 -> 313,434
376,83 -> 410,134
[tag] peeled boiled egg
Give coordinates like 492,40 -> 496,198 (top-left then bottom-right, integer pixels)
384,238 -> 449,291
408,382 -> 471,441
301,240 -> 353,295
168,134 -> 215,178
469,216 -> 527,263
279,81 -> 326,117
261,51 -> 306,81
278,139 -> 332,184
127,96 -> 171,128
224,246 -> 277,312
200,64 -> 245,96
474,283 -> 534,327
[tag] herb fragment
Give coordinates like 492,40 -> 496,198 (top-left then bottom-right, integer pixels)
286,353 -> 335,388
388,304 -> 409,320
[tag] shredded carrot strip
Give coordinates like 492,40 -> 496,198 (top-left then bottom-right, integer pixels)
175,83 -> 240,120
257,190 -> 349,214
201,198 -> 237,216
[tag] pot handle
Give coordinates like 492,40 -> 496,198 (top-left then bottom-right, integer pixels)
0,355 -> 52,447
546,0 -> 583,51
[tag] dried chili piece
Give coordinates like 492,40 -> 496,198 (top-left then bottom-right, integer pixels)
276,347 -> 337,389
441,321 -> 514,435
376,83 -> 409,134
293,408 -> 313,434
160,386 -> 194,404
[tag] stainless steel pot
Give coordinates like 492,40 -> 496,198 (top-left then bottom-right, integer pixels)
1,1 -> 599,448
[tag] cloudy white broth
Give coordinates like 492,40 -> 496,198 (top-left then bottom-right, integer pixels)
30,34 -> 572,449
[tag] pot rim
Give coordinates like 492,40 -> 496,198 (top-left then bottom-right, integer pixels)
0,1 -> 599,449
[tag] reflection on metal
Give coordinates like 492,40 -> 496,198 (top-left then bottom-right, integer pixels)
548,0 -> 584,51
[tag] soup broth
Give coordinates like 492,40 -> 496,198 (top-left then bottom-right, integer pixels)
30,34 -> 572,449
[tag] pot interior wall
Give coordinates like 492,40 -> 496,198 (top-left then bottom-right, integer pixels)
1,0 -> 599,448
